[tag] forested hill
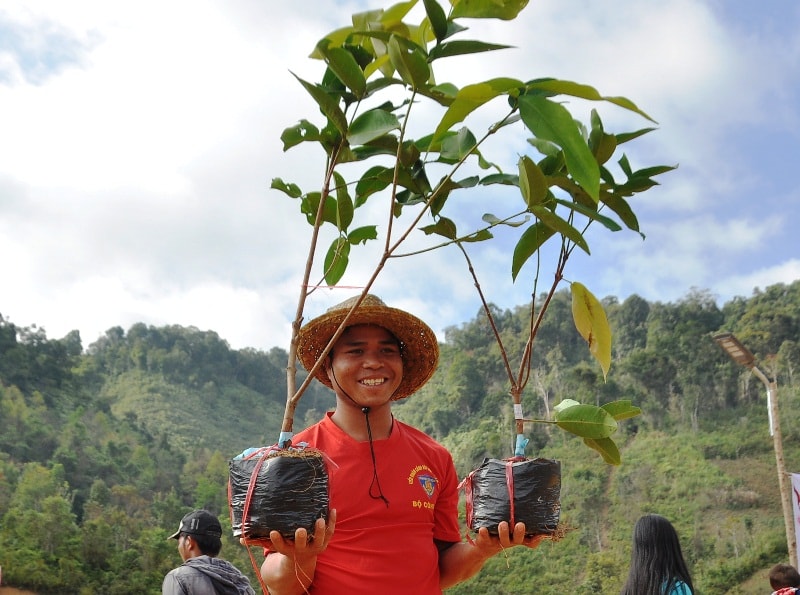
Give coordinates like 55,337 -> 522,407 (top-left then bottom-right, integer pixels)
1,281 -> 799,594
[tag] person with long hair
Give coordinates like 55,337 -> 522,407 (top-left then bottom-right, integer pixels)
621,513 -> 694,595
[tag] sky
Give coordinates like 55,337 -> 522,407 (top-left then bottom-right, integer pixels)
1,0 -> 799,353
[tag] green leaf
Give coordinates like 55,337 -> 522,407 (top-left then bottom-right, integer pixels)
632,164 -> 678,179
517,155 -> 547,208
364,75 -> 405,97
399,138 -> 422,166
332,172 -> 353,230
433,78 -> 523,142
310,27 -> 356,60
396,189 -> 426,206
529,205 -> 590,255
553,398 -> 581,413
527,137 -> 561,157
415,82 -> 459,107
618,154 -> 633,177
616,127 -> 657,144
554,403 -> 618,439
317,44 -> 367,99
551,197 -> 622,232
292,73 -> 348,137
617,177 -> 659,194
379,161 -> 431,207
355,165 -> 393,206
511,221 -> 554,281
387,36 -> 430,89
601,193 -> 640,233
324,237 -> 350,285
518,94 -> 600,200
351,138 -> 401,161
480,173 -> 519,186
348,109 -> 400,146
460,229 -> 493,242
549,176 -> 595,208
526,79 -> 656,122
420,217 -> 458,240
351,130 -> 402,161
450,0 -> 531,20
440,127 -> 478,162
600,400 -> 642,421
429,177 -> 459,216
422,0 -> 448,42
390,161 -> 432,198
271,178 -> 302,199
280,120 -> 321,151
347,226 -> 378,245
583,437 -> 621,465
301,191 -> 337,226
571,282 -> 612,379
428,40 -> 513,61
593,133 -> 617,166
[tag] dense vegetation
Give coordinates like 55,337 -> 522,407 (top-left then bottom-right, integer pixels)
1,281 -> 799,594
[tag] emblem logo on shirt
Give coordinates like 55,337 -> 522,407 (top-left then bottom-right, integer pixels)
417,474 -> 437,498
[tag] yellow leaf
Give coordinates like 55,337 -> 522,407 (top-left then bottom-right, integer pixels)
571,282 -> 612,379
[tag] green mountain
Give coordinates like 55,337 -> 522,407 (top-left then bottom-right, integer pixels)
0,281 -> 798,594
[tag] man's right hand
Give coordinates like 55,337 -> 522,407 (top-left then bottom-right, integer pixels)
268,509 -> 337,560
258,510 -> 337,595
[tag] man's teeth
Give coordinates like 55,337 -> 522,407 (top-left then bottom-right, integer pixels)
361,378 -> 385,386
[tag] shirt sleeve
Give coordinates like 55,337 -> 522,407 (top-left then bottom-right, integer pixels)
669,581 -> 693,595
161,571 -> 185,595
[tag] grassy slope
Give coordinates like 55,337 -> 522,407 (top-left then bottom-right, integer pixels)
102,370 -> 286,456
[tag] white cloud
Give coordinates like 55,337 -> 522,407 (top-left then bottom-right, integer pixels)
1,0 -> 797,353
718,259 -> 800,300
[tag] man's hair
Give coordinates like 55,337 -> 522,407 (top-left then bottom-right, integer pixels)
182,531 -> 222,557
769,563 -> 800,589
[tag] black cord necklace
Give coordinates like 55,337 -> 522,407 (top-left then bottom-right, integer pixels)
331,369 -> 390,507
361,406 -> 390,508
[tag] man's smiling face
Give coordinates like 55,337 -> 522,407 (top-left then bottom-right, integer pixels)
326,324 -> 404,408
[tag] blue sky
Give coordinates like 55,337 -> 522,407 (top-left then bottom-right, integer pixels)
1,0 -> 798,351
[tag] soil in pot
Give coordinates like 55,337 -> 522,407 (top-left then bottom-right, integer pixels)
463,456 -> 561,537
229,446 -> 329,541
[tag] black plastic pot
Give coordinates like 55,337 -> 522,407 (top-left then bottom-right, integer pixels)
229,447 -> 329,540
463,456 -> 561,537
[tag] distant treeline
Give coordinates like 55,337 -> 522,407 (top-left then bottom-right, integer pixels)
0,281 -> 798,594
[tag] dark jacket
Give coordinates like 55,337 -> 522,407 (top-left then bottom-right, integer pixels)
162,555 -> 255,595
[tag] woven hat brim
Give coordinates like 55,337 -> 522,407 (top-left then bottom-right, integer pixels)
296,305 -> 439,400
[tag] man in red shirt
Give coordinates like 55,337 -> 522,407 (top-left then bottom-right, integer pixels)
259,295 -> 545,594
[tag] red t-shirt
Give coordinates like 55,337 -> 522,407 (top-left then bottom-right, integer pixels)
267,412 -> 462,594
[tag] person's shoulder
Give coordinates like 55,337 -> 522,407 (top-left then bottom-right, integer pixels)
161,568 -> 182,594
207,556 -> 246,573
292,416 -> 329,442
164,561 -> 198,581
